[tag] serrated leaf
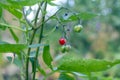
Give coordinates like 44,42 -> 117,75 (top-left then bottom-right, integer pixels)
57,54 -> 120,74
42,45 -> 53,69
0,44 -> 27,53
58,73 -> 75,80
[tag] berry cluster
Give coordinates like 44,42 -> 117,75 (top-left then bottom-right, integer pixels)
58,24 -> 83,53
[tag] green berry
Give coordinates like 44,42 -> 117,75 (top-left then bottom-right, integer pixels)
65,45 -> 71,52
61,45 -> 66,53
74,24 -> 83,32
60,45 -> 71,53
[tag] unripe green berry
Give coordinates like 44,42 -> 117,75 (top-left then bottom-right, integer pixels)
60,45 -> 71,53
65,45 -> 71,52
74,24 -> 83,32
61,45 -> 66,53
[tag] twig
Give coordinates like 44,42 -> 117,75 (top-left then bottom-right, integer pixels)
32,1 -> 47,80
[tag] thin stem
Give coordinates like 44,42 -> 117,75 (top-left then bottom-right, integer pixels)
45,7 -> 63,22
32,1 -> 47,80
35,7 -> 63,30
63,7 -> 80,20
34,2 -> 44,27
26,30 -> 36,80
22,7 -> 34,28
23,6 -> 37,80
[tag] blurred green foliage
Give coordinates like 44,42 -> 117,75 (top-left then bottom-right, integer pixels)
45,0 -> 120,79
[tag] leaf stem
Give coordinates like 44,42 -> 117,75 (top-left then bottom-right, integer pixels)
35,7 -> 63,30
23,6 -> 38,80
26,29 -> 36,80
32,1 -> 47,80
22,7 -> 34,28
34,1 -> 44,27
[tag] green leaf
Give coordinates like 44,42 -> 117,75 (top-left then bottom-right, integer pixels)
57,54 -> 120,74
48,1 -> 59,6
37,65 -> 46,76
42,45 -> 53,69
9,28 -> 19,43
7,0 -> 41,6
0,0 -> 22,9
0,25 -> 6,30
78,12 -> 97,20
0,2 -> 22,19
61,12 -> 97,22
58,73 -> 75,80
30,57 -> 38,73
30,57 -> 46,76
8,8 -> 22,19
0,6 -> 2,18
0,23 -> 25,31
0,44 -> 27,53
28,44 -> 46,48
0,22 -> 7,30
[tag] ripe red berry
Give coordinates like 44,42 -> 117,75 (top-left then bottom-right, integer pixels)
59,38 -> 66,45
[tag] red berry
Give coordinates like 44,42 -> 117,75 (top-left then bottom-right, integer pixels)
59,38 -> 66,45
